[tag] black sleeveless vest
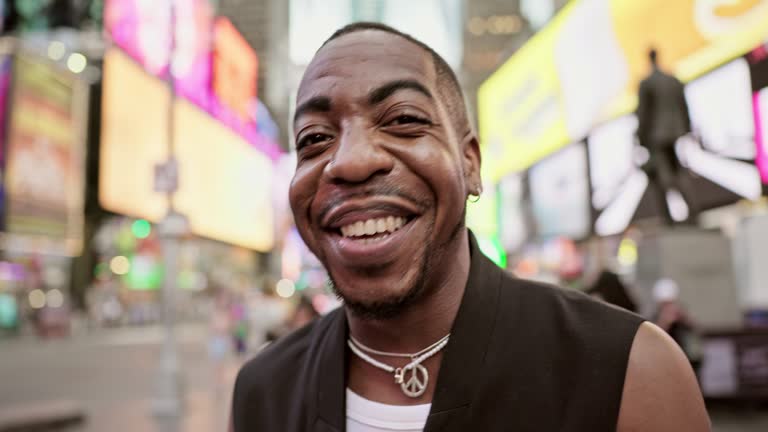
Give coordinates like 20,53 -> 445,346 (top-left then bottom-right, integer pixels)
232,233 -> 644,431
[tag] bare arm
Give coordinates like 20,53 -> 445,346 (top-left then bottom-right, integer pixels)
617,322 -> 710,432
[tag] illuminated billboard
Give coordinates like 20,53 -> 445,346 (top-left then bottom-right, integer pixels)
212,17 -> 257,122
104,1 -> 282,161
105,0 -> 214,110
4,54 -> 88,255
479,0 -> 768,181
100,49 -> 275,251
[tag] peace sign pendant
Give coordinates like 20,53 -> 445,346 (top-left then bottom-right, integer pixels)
395,364 -> 429,398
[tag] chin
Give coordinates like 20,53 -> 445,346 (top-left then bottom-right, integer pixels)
329,263 -> 428,320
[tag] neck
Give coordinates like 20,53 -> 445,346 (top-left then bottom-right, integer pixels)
346,229 -> 471,353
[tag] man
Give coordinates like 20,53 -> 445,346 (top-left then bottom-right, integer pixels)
232,23 -> 710,431
636,48 -> 695,224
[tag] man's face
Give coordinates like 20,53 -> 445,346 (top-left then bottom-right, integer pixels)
289,30 -> 480,317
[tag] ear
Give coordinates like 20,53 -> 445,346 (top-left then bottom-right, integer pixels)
461,132 -> 482,196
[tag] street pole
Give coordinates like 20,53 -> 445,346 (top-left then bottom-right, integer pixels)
152,0 -> 188,427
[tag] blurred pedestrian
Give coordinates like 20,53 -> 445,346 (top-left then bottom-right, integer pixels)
636,48 -> 697,224
229,296 -> 249,356
232,23 -> 710,432
653,278 -> 701,372
288,295 -> 320,331
588,270 -> 638,313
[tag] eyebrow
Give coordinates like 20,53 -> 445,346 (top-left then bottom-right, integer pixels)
368,79 -> 434,106
294,96 -> 332,124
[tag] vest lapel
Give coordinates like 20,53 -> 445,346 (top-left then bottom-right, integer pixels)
309,309 -> 348,432
306,232 -> 502,432
424,232 -> 502,432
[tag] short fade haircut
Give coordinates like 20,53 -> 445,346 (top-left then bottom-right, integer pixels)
319,22 -> 470,134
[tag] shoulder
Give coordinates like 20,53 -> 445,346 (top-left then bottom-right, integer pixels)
617,322 -> 711,431
502,276 -> 642,327
233,308 -> 341,399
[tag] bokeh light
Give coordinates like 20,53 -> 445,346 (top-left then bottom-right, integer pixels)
110,256 -> 131,275
276,278 -> 296,298
47,41 -> 66,61
67,53 -> 87,74
131,219 -> 152,239
28,289 -> 46,309
46,289 -> 64,308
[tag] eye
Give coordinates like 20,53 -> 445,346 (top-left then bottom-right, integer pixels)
297,133 -> 332,150
385,114 -> 431,127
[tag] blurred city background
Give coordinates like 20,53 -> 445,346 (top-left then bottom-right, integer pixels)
0,0 -> 767,431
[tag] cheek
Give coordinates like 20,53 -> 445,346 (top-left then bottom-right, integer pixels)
395,144 -> 466,224
289,163 -> 324,244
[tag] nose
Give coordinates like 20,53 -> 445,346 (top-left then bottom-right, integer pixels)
324,124 -> 394,184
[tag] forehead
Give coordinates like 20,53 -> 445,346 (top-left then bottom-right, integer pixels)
297,31 -> 436,102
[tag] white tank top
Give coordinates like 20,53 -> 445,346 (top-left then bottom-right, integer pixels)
346,389 -> 431,432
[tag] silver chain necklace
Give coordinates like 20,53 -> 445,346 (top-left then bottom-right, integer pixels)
347,334 -> 450,398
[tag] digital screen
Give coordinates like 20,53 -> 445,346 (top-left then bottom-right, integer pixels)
4,54 -> 87,253
587,116 -> 649,236
212,17 -> 257,122
289,0 -> 463,68
105,0 -> 214,110
528,142 -> 590,239
100,49 -> 275,251
479,0 -> 768,182
497,174 -> 529,252
172,0 -> 214,110
685,58 -> 755,160
755,88 -> 768,183
105,0 -> 172,76
680,59 -> 763,202
748,44 -> 768,184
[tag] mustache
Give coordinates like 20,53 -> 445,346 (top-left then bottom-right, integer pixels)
316,184 -> 426,224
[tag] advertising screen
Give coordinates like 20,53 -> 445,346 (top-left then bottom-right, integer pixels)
685,58 -> 755,160
289,0 -> 463,68
497,174 -> 529,252
479,0 -> 768,181
749,43 -> 768,183
680,59 -> 763,202
105,0 -> 214,110
105,0 -> 172,76
528,142 -> 590,239
587,116 -> 649,237
100,49 -> 274,251
172,0 -> 214,109
755,88 -> 768,182
212,17 -> 257,123
4,55 -> 88,254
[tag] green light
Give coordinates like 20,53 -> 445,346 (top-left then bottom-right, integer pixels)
477,235 -> 507,269
0,294 -> 18,328
131,219 -> 152,239
94,263 -> 109,279
124,256 -> 163,290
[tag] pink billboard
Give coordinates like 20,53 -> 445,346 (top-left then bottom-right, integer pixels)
755,90 -> 768,184
105,0 -> 213,110
104,0 -> 283,161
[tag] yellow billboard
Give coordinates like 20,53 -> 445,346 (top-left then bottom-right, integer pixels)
479,0 -> 768,182
100,49 -> 274,251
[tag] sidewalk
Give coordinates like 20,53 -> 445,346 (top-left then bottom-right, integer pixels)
0,400 -> 85,432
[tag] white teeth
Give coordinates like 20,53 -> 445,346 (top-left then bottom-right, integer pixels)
340,216 -> 408,238
364,220 -> 376,235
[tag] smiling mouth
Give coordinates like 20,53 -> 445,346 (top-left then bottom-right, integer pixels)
339,216 -> 408,238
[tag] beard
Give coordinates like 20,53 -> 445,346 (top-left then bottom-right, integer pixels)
327,206 -> 466,321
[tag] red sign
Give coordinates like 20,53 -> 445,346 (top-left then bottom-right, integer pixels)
213,17 -> 258,122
